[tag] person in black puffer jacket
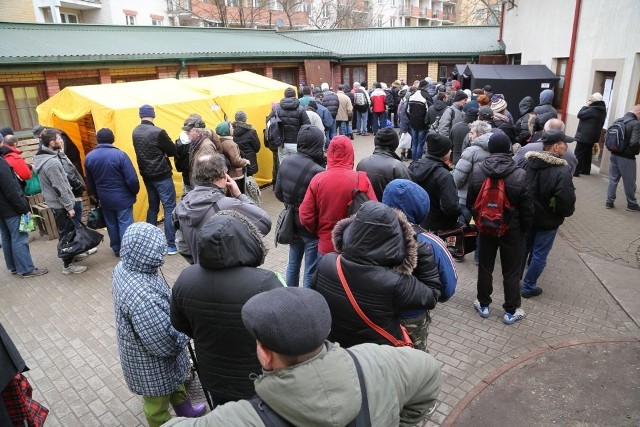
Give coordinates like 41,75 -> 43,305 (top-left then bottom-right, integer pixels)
409,133 -> 461,232
267,88 -> 310,164
231,111 -> 261,176
313,201 -> 440,348
356,128 -> 411,201
573,93 -> 607,176
274,125 -> 326,288
515,96 -> 536,146
467,133 -> 534,325
171,211 -> 282,405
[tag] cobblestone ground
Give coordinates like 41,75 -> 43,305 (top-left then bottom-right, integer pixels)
1,135 -> 638,426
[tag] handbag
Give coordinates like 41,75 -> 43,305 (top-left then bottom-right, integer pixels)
336,255 -> 413,348
87,206 -> 106,230
57,220 -> 103,259
24,172 -> 41,196
437,223 -> 477,259
274,205 -> 296,246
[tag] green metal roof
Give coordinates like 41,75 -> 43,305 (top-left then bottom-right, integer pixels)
0,22 -> 503,66
280,26 -> 504,60
0,22 -> 332,65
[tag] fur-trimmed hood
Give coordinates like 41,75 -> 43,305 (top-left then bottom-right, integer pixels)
197,210 -> 267,270
524,150 -> 569,168
331,201 -> 417,275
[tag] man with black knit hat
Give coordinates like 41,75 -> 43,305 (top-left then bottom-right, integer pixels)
132,104 -> 179,254
520,130 -> 576,299
165,287 -> 442,427
267,87 -> 310,163
437,90 -> 468,139
85,128 -> 140,257
466,132 -> 533,325
410,133 -> 461,232
356,128 -> 411,201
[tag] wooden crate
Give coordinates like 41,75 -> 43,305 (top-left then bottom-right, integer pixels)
31,203 -> 59,240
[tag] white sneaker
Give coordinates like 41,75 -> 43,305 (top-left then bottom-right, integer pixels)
503,308 -> 525,325
62,264 -> 88,275
86,247 -> 98,255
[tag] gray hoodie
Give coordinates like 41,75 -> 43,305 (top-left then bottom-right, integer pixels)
453,132 -> 492,204
33,147 -> 76,211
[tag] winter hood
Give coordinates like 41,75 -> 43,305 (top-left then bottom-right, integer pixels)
327,136 -> 354,169
539,89 -> 554,106
174,185 -> 224,229
525,150 -> 569,169
296,124 -> 325,164
480,153 -> 518,178
381,179 -> 430,225
197,210 -> 266,270
518,96 -> 535,116
332,201 -> 417,275
120,222 -> 166,274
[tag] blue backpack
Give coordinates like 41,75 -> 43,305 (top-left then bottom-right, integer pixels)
419,232 -> 458,302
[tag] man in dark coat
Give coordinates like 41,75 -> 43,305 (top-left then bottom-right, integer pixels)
84,128 -> 140,257
0,156 -> 47,277
171,211 -> 282,406
409,133 -> 461,232
267,88 -> 310,164
232,111 -> 261,177
356,128 -> 412,201
606,105 -> 640,211
467,133 -> 534,325
573,93 -> 607,177
132,104 -> 178,254
407,80 -> 432,161
274,125 -> 325,288
521,131 -> 576,298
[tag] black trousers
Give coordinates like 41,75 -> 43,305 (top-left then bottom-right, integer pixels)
53,208 -> 76,267
476,229 -> 524,314
574,142 -> 594,175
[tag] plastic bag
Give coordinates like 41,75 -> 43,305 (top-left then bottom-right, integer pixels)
398,132 -> 412,150
57,221 -> 103,259
19,214 -> 39,233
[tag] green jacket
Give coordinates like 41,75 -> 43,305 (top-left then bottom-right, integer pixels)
163,342 -> 441,427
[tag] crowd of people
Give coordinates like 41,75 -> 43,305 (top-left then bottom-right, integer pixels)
0,74 -> 639,426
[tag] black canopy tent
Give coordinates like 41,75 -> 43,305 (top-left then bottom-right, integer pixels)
462,65 -> 560,119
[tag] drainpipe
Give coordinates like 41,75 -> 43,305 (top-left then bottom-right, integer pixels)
560,0 -> 582,122
498,2 -> 505,43
176,59 -> 187,79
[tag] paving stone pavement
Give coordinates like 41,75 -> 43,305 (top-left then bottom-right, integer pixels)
1,135 -> 639,426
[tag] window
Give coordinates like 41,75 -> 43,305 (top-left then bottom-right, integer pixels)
273,0 -> 284,11
487,5 -> 501,25
0,85 -> 46,131
439,65 -> 447,79
321,4 -> 330,18
152,19 -> 163,25
125,14 -> 136,25
474,9 -> 484,21
554,57 -> 568,108
273,67 -> 298,86
60,12 -> 79,23
377,16 -> 383,27
508,53 -> 521,65
342,66 -> 367,87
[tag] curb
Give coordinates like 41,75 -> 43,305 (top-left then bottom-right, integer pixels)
441,336 -> 640,427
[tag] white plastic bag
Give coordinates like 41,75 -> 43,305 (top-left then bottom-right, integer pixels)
398,132 -> 412,150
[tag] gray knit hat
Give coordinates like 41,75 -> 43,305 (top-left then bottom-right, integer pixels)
241,287 -> 331,356
235,110 -> 247,123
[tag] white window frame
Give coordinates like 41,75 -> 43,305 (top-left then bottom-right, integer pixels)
125,14 -> 136,25
152,18 -> 163,25
60,12 -> 79,23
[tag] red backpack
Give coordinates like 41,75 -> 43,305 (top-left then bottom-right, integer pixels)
473,177 -> 512,237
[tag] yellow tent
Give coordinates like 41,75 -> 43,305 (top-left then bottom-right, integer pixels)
36,72 -> 291,221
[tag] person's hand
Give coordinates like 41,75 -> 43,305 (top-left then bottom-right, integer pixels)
67,209 -> 75,217
225,174 -> 241,198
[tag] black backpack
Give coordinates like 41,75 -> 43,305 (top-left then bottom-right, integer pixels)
249,349 -> 370,427
265,109 -> 284,150
605,117 -> 634,153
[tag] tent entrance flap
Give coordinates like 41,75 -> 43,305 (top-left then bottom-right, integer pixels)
304,60 -> 332,88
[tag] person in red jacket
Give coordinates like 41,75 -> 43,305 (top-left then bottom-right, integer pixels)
369,83 -> 388,136
0,134 -> 31,187
299,135 -> 377,259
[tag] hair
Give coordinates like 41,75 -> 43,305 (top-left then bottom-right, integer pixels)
302,87 -> 311,95
3,135 -> 18,146
473,88 -> 484,95
527,113 -> 537,135
337,84 -> 344,91
437,92 -> 447,101
469,120 -> 492,136
191,153 -> 227,184
477,95 -> 490,106
544,118 -> 565,132
631,104 -> 640,116
39,128 -> 60,147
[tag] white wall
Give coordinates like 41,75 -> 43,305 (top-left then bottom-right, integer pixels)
503,0 -> 640,185
83,0 -> 169,25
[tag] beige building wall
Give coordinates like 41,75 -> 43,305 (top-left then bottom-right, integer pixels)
4,0 -> 36,22
455,0 -> 500,25
503,0 -> 640,186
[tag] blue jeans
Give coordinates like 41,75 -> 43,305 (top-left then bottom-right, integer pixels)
410,127 -> 427,161
0,215 -> 35,275
337,121 -> 352,136
372,111 -> 387,135
286,235 -> 319,288
144,177 -> 176,246
325,122 -> 337,149
522,228 -> 558,293
102,206 -> 134,256
607,154 -> 638,208
356,110 -> 368,134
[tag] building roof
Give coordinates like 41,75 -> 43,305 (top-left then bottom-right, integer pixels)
0,22 -> 503,66
280,26 -> 504,60
464,64 -> 560,80
0,22 -> 332,65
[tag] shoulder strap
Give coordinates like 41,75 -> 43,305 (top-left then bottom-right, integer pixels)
250,396 -> 293,427
290,161 -> 318,206
336,255 -> 411,347
344,349 -> 371,427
